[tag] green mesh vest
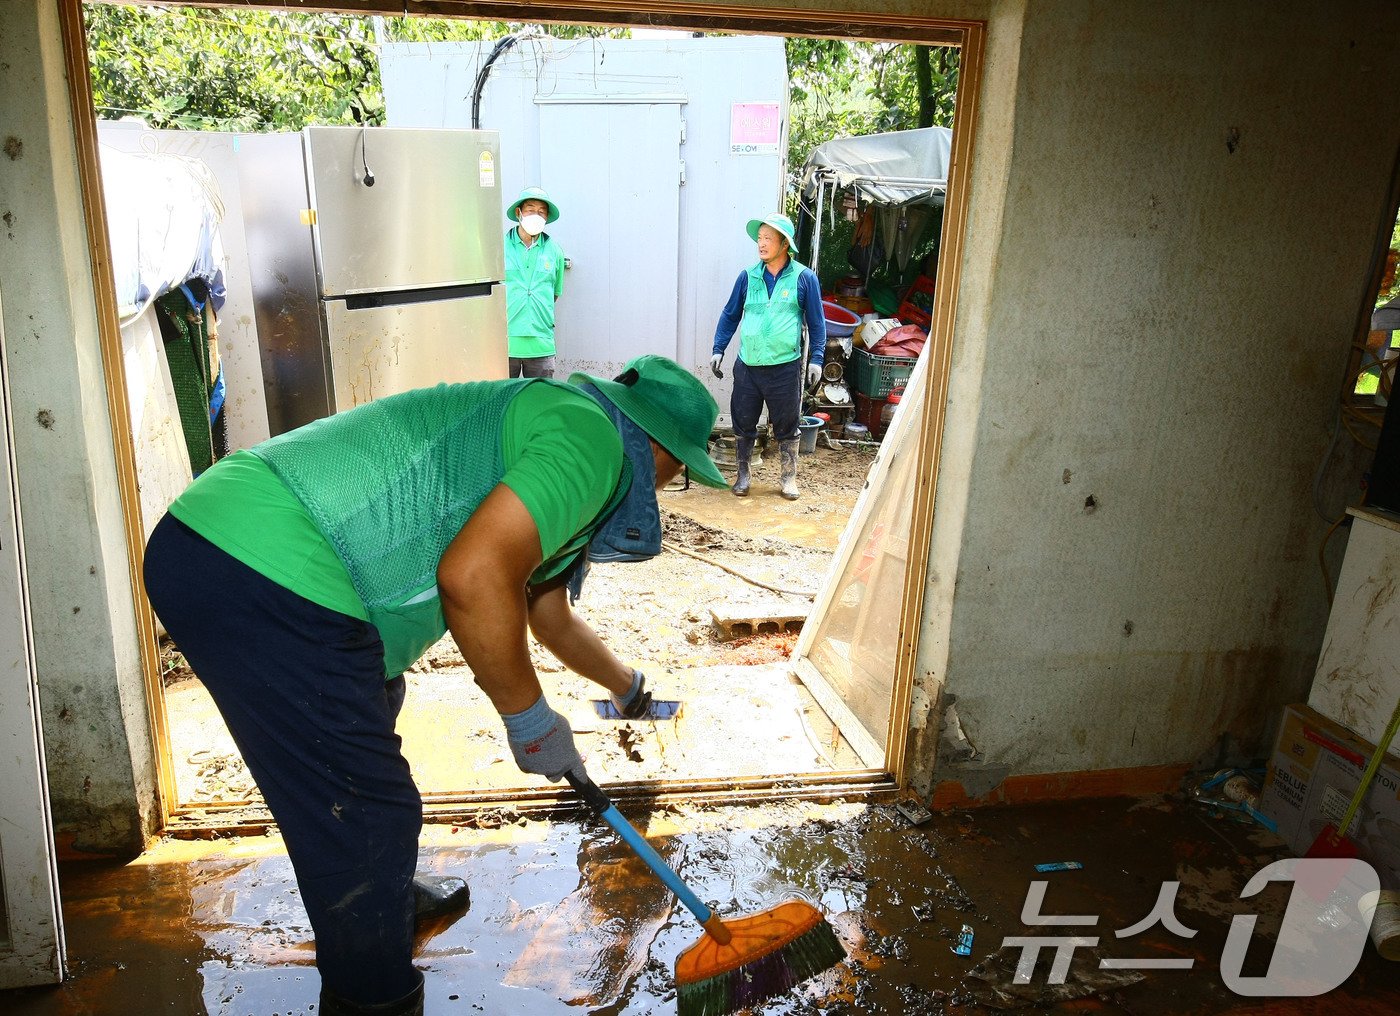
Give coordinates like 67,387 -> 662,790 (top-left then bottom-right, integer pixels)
251,378 -> 627,677
739,258 -> 808,366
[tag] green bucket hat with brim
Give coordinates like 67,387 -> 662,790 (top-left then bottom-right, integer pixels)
746,213 -> 796,247
569,355 -> 726,489
508,186 -> 561,224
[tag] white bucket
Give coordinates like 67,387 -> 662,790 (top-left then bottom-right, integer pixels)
1359,889 -> 1400,961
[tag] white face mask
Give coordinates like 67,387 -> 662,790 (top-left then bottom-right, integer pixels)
520,213 -> 547,237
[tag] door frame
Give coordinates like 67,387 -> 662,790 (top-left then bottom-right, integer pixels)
60,0 -> 985,825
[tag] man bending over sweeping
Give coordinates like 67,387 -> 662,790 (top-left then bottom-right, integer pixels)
143,355 -> 727,1016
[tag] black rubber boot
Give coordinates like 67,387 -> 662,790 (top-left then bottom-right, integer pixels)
320,973 -> 424,1016
413,874 -> 470,924
732,437 -> 753,497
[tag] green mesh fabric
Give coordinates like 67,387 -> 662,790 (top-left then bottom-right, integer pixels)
252,379 -> 533,609
155,290 -> 214,475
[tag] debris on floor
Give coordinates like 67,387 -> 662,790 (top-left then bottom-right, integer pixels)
963,944 -> 1145,1009
11,793 -> 1400,1015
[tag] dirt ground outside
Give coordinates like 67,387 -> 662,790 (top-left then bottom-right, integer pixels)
162,441 -> 883,812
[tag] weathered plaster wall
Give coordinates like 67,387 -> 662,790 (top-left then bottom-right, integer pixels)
0,3 -> 157,854
917,0 -> 1400,794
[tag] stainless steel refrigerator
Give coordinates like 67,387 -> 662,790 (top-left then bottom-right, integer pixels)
238,126 -> 507,436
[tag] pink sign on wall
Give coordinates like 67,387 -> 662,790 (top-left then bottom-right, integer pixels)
730,102 -> 783,155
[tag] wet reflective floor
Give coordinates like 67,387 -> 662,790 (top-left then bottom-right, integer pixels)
9,794 -> 1400,1014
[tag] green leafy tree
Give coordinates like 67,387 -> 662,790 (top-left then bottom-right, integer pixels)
83,5 -> 621,132
785,38 -> 959,176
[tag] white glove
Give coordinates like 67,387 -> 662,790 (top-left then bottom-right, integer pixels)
806,363 -> 824,389
709,354 -> 724,379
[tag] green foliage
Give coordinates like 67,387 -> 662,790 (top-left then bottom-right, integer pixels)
785,38 -> 959,185
783,40 -> 959,291
83,5 -> 623,132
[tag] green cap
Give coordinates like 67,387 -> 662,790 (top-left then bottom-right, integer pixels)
746,213 -> 796,247
508,186 -> 560,224
569,356 -> 726,489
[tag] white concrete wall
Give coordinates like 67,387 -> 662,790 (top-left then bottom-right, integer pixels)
1307,510 -> 1400,747
912,0 -> 1400,795
0,2 -> 157,854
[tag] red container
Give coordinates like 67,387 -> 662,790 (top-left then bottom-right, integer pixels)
853,393 -> 886,439
896,274 -> 936,330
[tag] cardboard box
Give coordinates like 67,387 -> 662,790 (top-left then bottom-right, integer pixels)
1259,703 -> 1400,887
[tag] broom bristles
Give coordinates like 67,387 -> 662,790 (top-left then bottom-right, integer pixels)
675,903 -> 845,1016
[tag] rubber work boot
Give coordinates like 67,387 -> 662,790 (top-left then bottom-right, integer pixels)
732,436 -> 753,497
413,874 -> 470,925
320,975 -> 424,1016
779,439 -> 800,500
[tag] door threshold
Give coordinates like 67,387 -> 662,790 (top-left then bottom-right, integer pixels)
163,770 -> 898,836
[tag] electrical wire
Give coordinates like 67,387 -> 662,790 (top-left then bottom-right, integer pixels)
470,32 -> 523,129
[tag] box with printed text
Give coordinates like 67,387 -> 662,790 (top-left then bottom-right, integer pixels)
1259,703 -> 1400,887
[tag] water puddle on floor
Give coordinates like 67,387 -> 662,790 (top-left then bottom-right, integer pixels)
26,795 -> 1346,1016
185,801 -> 1025,1015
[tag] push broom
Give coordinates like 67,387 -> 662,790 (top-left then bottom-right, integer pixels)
565,771 -> 846,1016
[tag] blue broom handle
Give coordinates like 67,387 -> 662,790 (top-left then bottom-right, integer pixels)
565,770 -> 714,925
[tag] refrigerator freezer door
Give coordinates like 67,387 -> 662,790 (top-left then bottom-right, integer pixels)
322,286 -> 507,411
305,127 -> 504,297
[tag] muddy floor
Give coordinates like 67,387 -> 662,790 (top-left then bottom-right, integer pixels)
161,442 -> 884,809
11,794 -> 1400,1014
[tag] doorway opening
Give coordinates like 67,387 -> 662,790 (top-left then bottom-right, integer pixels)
74,4 -> 983,830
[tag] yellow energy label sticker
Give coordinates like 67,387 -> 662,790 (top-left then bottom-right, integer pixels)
479,151 -> 496,189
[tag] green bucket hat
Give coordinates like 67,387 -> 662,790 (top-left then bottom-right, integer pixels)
746,212 -> 796,247
507,186 -> 560,224
569,356 -> 726,489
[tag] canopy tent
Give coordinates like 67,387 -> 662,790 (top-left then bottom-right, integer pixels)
796,126 -> 953,285
798,126 -> 952,211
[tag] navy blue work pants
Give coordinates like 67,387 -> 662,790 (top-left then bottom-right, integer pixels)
143,514 -> 422,1006
731,357 -> 803,442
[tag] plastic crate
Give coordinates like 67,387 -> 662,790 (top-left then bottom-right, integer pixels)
851,346 -> 917,399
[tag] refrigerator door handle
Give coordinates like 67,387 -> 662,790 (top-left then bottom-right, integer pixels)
343,281 -> 496,311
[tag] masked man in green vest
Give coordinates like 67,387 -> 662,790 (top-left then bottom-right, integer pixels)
142,356 -> 725,1016
710,212 -> 826,499
505,186 -> 567,378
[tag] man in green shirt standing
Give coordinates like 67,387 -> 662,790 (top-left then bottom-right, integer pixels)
142,355 -> 725,1016
504,186 -> 567,378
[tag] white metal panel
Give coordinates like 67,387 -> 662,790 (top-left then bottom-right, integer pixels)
0,283 -> 64,989
1308,510 -> 1400,746
539,102 -> 682,378
120,307 -> 192,543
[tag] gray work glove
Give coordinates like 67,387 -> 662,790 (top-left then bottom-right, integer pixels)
502,697 -> 584,782
709,353 -> 724,379
806,362 -> 824,389
610,669 -> 654,720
